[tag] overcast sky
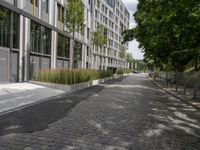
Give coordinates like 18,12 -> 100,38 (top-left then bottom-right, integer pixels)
122,0 -> 144,60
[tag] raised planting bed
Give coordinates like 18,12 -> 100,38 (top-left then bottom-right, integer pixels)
29,75 -> 123,93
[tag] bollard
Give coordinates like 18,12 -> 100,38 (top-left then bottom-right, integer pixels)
176,84 -> 178,91
193,84 -> 197,99
183,83 -> 186,94
166,78 -> 168,87
166,72 -> 168,87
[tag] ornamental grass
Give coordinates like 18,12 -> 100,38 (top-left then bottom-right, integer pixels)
34,69 -> 113,85
116,69 -> 133,74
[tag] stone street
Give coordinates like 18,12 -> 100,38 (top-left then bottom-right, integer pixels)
0,74 -> 199,150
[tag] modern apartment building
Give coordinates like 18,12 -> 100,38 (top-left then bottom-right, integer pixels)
0,0 -> 130,82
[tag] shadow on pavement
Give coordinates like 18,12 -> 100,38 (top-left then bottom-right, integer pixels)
0,77 -> 125,136
0,86 -> 105,136
0,75 -> 199,149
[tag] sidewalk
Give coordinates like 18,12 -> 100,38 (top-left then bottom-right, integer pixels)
0,83 -> 65,115
151,78 -> 200,110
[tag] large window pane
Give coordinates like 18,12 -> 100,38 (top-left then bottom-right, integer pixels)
42,0 -> 49,13
30,0 -> 39,7
57,4 -> 64,23
30,21 -> 51,54
64,36 -> 70,58
57,33 -> 70,58
74,41 -> 82,61
74,41 -> 82,68
57,33 -> 63,57
0,6 -> 10,47
13,12 -> 19,49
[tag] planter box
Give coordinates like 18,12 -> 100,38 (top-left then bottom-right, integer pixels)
29,75 -> 123,93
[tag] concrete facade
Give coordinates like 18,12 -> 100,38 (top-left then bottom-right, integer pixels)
0,0 -> 130,82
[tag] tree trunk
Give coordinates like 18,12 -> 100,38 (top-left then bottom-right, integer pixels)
100,46 -> 103,70
195,58 -> 198,72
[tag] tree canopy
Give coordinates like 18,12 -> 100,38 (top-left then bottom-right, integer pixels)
119,45 -> 126,60
65,0 -> 85,34
91,24 -> 107,48
123,0 -> 200,71
126,52 -> 134,63
65,0 -> 85,68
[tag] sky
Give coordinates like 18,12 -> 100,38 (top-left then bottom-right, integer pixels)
122,0 -> 144,60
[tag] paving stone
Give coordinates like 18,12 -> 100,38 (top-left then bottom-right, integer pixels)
0,74 -> 199,149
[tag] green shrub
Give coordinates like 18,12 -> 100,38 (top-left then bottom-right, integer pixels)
125,69 -> 133,73
116,69 -> 124,75
34,69 -> 113,85
184,72 -> 200,86
116,69 -> 133,74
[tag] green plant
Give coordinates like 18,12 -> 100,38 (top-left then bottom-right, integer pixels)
34,69 -> 114,85
65,0 -> 85,68
91,24 -> 107,70
116,69 -> 133,75
123,0 -> 200,72
116,69 -> 124,75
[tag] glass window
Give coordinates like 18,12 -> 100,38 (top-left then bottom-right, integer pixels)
87,28 -> 90,39
86,46 -> 89,56
102,4 -> 104,12
0,6 -> 10,47
30,0 -> 39,7
106,0 -> 115,7
31,21 -> 51,55
57,33 -> 70,58
74,41 -> 82,61
95,10 -> 98,18
42,0 -> 49,13
13,12 -> 19,49
97,0 -> 100,8
57,4 -> 64,23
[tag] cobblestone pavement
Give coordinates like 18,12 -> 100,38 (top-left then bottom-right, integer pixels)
0,74 -> 200,150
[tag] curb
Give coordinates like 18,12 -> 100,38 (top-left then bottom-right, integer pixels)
148,76 -> 200,111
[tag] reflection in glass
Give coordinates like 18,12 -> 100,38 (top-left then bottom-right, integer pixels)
42,0 -> 49,13
30,21 -> 51,54
13,12 -> 19,48
0,6 -> 10,47
57,33 -> 70,58
74,41 -> 82,61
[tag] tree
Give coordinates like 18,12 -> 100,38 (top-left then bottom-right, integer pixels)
119,46 -> 126,60
123,0 -> 200,72
126,52 -> 134,63
91,24 -> 107,70
65,0 -> 85,68
126,52 -> 134,69
0,7 -> 9,29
